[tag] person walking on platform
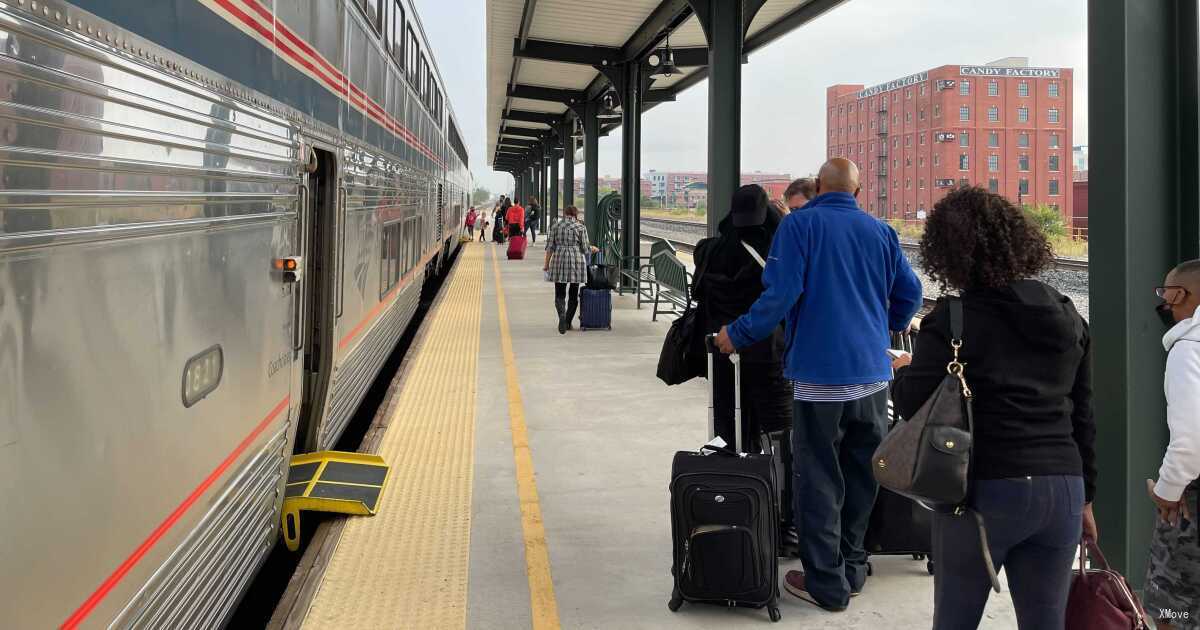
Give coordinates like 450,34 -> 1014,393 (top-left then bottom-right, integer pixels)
493,199 -> 508,244
694,184 -> 796,544
477,211 -> 490,243
890,186 -> 1098,630
544,205 -> 597,334
1143,258 -> 1200,629
714,158 -> 923,612
506,198 -> 526,238
465,206 -> 477,239
525,197 -> 541,243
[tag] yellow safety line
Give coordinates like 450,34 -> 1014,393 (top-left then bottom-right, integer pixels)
489,245 -> 562,630
302,244 -> 484,629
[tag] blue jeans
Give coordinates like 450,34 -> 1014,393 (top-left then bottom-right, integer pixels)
932,475 -> 1084,630
791,391 -> 888,608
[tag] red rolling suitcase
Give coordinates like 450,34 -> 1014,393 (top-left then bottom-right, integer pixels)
507,235 -> 527,259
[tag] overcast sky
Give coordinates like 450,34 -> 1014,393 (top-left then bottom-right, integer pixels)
418,0 -> 1088,195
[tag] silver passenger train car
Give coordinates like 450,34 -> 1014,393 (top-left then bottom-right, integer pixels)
0,0 -> 470,626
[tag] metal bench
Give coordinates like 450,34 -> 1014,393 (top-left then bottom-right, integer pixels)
606,242 -> 657,308
646,241 -> 692,321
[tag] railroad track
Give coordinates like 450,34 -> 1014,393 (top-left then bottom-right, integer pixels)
898,241 -> 1088,272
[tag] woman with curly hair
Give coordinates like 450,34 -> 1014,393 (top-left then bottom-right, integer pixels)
890,186 -> 1097,630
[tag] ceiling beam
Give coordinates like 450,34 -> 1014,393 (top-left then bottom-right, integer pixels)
664,46 -> 709,67
517,0 -> 539,50
497,137 -> 539,147
745,0 -> 848,53
508,84 -> 588,105
621,0 -> 693,61
645,88 -> 677,103
503,109 -> 559,125
512,38 -> 622,66
500,126 -> 544,138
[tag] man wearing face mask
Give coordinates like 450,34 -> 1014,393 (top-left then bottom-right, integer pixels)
1144,258 -> 1200,629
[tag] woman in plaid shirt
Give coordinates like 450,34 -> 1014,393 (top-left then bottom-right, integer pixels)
543,205 -> 597,334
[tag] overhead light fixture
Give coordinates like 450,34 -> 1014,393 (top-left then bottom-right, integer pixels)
649,36 -> 679,78
571,118 -> 584,139
600,89 -> 619,113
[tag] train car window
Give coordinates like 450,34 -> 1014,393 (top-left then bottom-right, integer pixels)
406,26 -> 420,85
381,220 -> 402,297
359,0 -> 383,35
390,0 -> 405,67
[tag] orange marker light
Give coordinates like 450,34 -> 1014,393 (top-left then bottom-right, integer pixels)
273,257 -> 302,282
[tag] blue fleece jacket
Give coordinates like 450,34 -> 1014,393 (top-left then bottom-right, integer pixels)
727,192 -> 923,384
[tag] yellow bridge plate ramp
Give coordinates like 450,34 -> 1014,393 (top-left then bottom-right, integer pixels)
282,451 -> 392,551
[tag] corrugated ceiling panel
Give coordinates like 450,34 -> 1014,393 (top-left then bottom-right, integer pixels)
487,0 -> 525,162
666,15 -> 706,47
507,97 -> 568,114
527,0 -> 663,47
516,59 -> 596,90
748,0 -> 809,38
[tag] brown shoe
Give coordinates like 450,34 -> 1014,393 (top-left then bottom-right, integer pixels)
782,571 -> 847,612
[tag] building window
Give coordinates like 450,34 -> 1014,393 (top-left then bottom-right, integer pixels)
1018,81 -> 1029,97
894,179 -> 900,190
988,178 -> 999,193
906,88 -> 913,99
1049,179 -> 1060,195
919,156 -> 925,166
906,135 -> 912,147
1049,82 -> 1060,98
1018,132 -> 1029,148
1048,108 -> 1060,124
894,138 -> 900,149
960,132 -> 969,147
920,83 -> 927,96
838,105 -> 843,114
920,132 -> 926,145
1049,154 -> 1061,171
933,154 -> 940,166
1018,178 -> 1029,195
906,111 -> 912,123
906,157 -> 912,167
849,103 -> 855,112
988,80 -> 999,97
988,131 -> 999,147
1049,133 -> 1060,148
919,108 -> 926,120
934,104 -> 941,118
988,106 -> 999,122
959,80 -> 970,96
894,114 -> 900,125
871,119 -> 876,130
1019,154 -> 1030,171
919,178 -> 925,189
906,178 -> 912,189
988,155 -> 999,172
893,159 -> 898,169
959,105 -> 969,121
1017,107 -> 1029,123
959,153 -> 969,170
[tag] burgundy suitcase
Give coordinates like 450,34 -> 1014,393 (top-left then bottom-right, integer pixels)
507,235 -> 527,259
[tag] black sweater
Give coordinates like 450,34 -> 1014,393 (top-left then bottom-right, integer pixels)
891,280 -> 1097,502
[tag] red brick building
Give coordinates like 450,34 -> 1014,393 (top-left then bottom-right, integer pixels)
826,60 -> 1073,222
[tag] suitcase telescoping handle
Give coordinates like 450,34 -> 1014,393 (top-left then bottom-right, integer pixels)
705,335 -> 743,454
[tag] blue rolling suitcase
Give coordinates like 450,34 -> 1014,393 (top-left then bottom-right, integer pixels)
579,288 -> 612,330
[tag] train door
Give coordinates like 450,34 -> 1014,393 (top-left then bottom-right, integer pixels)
294,146 -> 339,453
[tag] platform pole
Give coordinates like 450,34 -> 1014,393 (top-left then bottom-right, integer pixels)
561,117 -> 575,212
1089,0 -> 1200,585
620,62 -> 642,289
702,0 -> 742,237
583,99 -> 601,243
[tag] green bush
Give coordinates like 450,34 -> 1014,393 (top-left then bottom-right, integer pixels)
1023,203 -> 1067,238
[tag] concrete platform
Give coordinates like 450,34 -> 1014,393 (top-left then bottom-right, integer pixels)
466,237 -> 1019,629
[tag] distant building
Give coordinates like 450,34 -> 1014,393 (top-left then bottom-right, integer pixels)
570,171 -> 790,208
1073,145 -> 1088,173
827,58 -> 1074,223
1073,179 -> 1088,235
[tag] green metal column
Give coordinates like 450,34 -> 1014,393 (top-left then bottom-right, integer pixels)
1089,0 -> 1200,585
583,99 -> 601,242
700,0 -> 744,236
620,63 -> 642,288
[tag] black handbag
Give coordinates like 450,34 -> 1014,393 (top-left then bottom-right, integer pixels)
656,307 -> 706,385
873,298 -> 1001,592
587,251 -> 614,290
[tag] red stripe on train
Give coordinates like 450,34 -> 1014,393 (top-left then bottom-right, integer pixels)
61,396 -> 291,629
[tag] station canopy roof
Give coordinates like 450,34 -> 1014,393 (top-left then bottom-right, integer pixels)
486,0 -> 846,170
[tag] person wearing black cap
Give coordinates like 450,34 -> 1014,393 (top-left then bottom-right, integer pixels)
693,185 -> 794,537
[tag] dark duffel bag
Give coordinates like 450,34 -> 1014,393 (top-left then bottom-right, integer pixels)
864,487 -> 934,576
668,339 -> 781,623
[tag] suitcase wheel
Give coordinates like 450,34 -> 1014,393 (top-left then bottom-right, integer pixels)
768,606 -> 782,622
668,591 -> 683,612
912,553 -> 925,561
927,560 -> 935,575
866,561 -> 873,577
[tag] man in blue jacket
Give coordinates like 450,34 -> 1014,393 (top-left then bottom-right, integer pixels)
715,158 -> 923,612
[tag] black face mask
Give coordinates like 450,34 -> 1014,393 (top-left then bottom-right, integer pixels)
1156,302 -> 1178,328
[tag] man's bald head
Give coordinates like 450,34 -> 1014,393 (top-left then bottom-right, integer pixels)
1163,259 -> 1200,323
1167,259 -> 1200,293
817,158 -> 860,195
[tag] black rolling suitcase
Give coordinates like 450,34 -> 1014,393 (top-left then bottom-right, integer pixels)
668,340 -> 781,622
864,392 -> 934,576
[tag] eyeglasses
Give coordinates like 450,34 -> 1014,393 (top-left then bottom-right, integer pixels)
1155,286 -> 1190,301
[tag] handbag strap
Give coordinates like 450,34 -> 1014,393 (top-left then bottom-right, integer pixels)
740,240 -> 767,268
949,296 -> 964,341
